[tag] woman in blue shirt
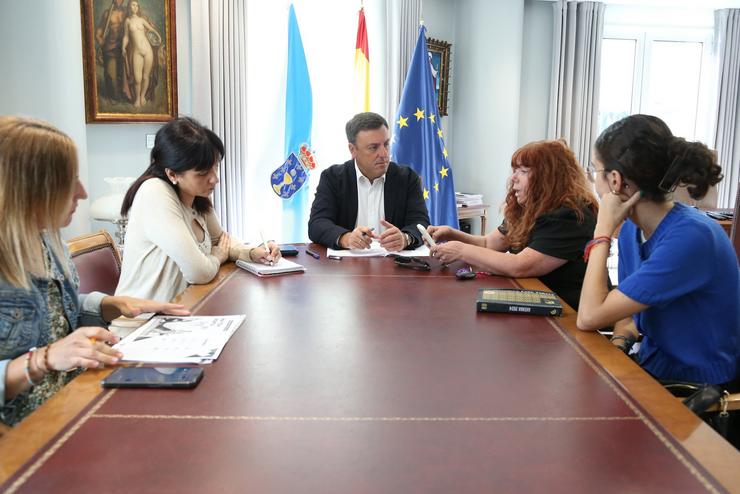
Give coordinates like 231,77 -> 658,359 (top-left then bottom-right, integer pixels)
0,116 -> 188,427
577,114 -> 739,388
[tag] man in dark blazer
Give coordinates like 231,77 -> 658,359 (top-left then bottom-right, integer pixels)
308,112 -> 430,251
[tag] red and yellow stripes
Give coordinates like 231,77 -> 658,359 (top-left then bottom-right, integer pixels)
354,7 -> 370,111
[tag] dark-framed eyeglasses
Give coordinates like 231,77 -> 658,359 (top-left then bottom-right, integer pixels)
391,255 -> 431,271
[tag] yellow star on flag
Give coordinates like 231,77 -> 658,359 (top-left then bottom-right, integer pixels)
439,166 -> 449,178
423,188 -> 430,200
437,128 -> 443,138
443,147 -> 448,158
429,114 -> 436,124
434,182 -> 440,192
397,115 -> 408,129
413,108 -> 425,121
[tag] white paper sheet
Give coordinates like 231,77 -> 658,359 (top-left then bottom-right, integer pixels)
113,315 -> 245,364
326,240 -> 430,258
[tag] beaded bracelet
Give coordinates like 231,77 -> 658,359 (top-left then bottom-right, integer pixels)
24,347 -> 38,386
583,236 -> 612,262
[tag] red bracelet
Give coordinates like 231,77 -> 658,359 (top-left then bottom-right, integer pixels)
583,236 -> 612,262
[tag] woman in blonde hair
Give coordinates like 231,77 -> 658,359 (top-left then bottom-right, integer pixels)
428,140 -> 598,309
0,116 -> 187,427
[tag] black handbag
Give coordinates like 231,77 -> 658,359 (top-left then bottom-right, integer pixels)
663,381 -> 737,448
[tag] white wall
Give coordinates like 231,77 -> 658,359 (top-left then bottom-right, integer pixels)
0,0 -> 191,239
449,0 -> 525,228
0,0 -> 90,238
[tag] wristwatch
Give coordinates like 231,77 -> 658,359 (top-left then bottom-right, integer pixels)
610,334 -> 635,354
403,232 -> 413,249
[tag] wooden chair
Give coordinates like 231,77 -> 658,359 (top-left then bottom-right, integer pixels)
67,230 -> 122,295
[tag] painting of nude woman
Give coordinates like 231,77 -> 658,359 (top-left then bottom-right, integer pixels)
81,0 -> 178,122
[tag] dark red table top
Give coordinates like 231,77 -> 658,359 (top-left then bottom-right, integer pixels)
0,251 -> 734,493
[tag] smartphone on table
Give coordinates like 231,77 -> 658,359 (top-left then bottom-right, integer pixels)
101,367 -> 204,389
279,244 -> 300,256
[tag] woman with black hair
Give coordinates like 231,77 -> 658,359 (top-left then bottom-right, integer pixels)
116,117 -> 280,302
577,114 -> 739,388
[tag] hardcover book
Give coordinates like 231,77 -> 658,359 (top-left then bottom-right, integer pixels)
476,288 -> 562,316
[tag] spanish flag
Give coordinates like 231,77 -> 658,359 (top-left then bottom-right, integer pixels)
354,7 -> 370,111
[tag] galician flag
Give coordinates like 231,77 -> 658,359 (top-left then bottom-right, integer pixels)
282,4 -> 313,242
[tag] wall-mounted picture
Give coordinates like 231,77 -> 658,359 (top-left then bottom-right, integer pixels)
426,38 -> 451,117
81,0 -> 178,123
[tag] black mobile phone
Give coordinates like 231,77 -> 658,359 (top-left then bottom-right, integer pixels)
101,367 -> 204,389
279,244 -> 299,256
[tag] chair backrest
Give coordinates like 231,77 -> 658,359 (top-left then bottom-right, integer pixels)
67,230 -> 122,295
732,184 -> 740,261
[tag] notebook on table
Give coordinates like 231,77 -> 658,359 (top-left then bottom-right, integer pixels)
236,258 -> 305,277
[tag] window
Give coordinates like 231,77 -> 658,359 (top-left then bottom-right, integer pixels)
598,22 -> 715,144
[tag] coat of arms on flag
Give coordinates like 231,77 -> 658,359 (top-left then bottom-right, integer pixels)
271,144 -> 317,199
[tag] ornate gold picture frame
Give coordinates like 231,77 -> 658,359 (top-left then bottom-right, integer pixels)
81,0 -> 178,123
427,37 -> 451,116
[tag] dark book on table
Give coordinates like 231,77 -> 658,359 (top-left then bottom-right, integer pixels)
476,288 -> 563,316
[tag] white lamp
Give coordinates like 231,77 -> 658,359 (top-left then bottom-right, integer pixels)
91,177 -> 135,247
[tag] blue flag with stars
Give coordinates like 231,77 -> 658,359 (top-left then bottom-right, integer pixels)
391,26 -> 458,228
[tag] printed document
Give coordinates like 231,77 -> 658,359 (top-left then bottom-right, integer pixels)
113,315 -> 245,364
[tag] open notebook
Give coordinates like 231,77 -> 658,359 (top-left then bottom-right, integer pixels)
236,258 -> 306,276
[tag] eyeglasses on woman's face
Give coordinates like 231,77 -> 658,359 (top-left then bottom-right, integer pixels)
587,162 -> 606,183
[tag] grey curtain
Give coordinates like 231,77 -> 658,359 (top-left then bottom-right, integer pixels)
547,1 -> 605,168
714,9 -> 740,209
386,0 -> 422,122
190,0 -> 248,239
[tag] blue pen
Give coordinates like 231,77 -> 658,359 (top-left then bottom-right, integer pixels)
306,248 -> 320,259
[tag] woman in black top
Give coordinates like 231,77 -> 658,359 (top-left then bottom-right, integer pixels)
428,140 -> 598,309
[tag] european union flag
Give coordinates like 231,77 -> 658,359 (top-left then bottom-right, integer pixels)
282,4 -> 312,242
391,26 -> 458,228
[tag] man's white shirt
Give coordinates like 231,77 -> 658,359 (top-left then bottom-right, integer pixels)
354,160 -> 386,233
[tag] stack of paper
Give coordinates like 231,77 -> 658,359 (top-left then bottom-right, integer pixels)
113,315 -> 245,364
327,240 -> 430,258
456,192 -> 484,207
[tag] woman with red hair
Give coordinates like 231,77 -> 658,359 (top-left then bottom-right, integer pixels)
428,140 -> 598,309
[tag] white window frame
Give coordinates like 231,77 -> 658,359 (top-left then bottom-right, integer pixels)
602,25 -> 715,144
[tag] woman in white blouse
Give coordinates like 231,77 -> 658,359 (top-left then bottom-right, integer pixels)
116,117 -> 280,301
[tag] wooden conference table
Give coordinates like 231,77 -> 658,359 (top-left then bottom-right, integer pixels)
1,246 -> 739,493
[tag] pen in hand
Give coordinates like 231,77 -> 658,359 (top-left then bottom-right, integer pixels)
360,227 -> 375,249
259,231 -> 274,266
